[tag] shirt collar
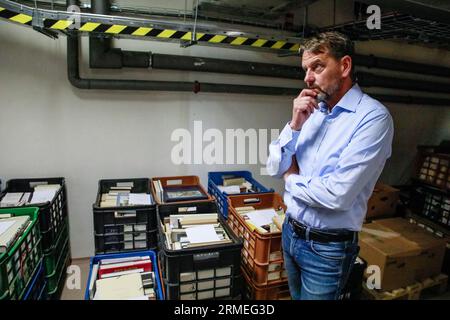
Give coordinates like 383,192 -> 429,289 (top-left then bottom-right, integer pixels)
334,83 -> 363,113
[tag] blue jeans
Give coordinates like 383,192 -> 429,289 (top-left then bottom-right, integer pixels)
282,219 -> 359,300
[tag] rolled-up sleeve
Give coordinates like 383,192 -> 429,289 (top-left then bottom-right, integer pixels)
266,122 -> 301,178
285,112 -> 393,211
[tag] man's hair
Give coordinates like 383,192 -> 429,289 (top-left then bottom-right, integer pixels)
301,31 -> 356,81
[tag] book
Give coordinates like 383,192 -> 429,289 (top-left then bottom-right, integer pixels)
98,259 -> 152,278
0,216 -> 30,254
88,263 -> 99,300
94,273 -> 144,300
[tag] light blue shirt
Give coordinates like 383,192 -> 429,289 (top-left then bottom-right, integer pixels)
267,84 -> 394,231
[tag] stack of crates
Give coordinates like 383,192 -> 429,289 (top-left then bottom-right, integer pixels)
226,192 -> 290,300
93,178 -> 157,254
84,250 -> 163,300
157,200 -> 243,300
0,178 -> 70,299
208,171 -> 273,220
0,207 -> 43,300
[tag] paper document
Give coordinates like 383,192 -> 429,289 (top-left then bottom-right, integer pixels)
218,185 -> 241,194
246,209 -> 278,227
129,193 -> 152,205
29,190 -> 56,204
0,220 -> 15,237
186,225 -> 220,244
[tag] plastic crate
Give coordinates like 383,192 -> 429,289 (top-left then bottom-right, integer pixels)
0,207 -> 43,300
93,178 -> 157,254
157,201 -> 243,300
0,178 -> 68,252
84,250 -> 163,300
151,176 -> 214,206
45,220 -> 71,298
242,265 -> 290,300
208,171 -> 273,220
410,183 -> 450,230
416,152 -> 450,191
22,260 -> 47,300
227,192 -> 288,285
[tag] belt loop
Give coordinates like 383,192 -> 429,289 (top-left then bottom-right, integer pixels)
305,227 -> 310,242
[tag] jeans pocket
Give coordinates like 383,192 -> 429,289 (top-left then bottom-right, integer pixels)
310,241 -> 347,261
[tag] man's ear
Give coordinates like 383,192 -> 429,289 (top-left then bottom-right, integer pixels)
341,55 -> 352,79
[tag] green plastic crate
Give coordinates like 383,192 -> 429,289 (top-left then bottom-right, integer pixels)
44,218 -> 71,297
43,219 -> 68,277
0,207 -> 42,300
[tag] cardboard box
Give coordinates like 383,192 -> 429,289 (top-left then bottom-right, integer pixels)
366,183 -> 400,220
359,218 -> 446,291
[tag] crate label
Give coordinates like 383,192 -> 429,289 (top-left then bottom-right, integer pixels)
116,182 -> 134,188
193,252 -> 219,263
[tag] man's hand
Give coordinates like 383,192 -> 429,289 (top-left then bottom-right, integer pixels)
283,155 -> 299,182
290,89 -> 319,131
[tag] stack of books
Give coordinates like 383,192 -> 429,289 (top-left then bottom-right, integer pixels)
88,255 -> 157,300
100,186 -> 154,208
217,176 -> 256,195
234,206 -> 285,234
0,215 -> 31,254
161,212 -> 233,250
0,184 -> 61,207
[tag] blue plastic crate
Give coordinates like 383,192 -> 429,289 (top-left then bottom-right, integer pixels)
208,171 -> 273,219
84,250 -> 163,300
22,260 -> 47,300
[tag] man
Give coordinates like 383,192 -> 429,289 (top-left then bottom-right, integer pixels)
267,31 -> 394,300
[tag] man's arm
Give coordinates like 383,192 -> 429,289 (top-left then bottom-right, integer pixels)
284,111 -> 394,211
266,123 -> 300,178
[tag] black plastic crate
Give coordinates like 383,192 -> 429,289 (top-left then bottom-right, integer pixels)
410,183 -> 450,230
157,201 -> 243,300
93,178 -> 157,253
94,229 -> 158,254
1,177 -> 68,252
163,274 -> 243,300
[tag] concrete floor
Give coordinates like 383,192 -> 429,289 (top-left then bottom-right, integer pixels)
60,258 -> 450,300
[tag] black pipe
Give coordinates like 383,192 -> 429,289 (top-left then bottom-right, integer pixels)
354,54 -> 450,78
152,54 -> 302,79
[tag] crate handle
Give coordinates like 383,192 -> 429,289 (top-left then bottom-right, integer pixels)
29,181 -> 48,188
193,252 -> 220,265
177,206 -> 198,213
243,198 -> 261,204
380,196 -> 389,201
166,179 -> 183,186
114,211 -> 137,219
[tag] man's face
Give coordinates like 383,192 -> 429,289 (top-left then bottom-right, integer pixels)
301,49 -> 343,102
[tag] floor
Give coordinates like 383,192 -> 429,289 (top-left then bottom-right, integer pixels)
60,258 -> 450,300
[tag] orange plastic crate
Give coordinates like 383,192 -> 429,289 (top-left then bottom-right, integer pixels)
227,192 -> 289,285
242,265 -> 290,300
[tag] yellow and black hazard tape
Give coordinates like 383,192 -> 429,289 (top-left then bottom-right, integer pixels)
0,9 -> 300,51
0,6 -> 32,25
42,18 -> 300,51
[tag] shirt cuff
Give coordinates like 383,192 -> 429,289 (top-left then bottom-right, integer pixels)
279,122 -> 300,154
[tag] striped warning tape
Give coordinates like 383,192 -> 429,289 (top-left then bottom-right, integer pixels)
42,19 -> 300,51
0,8 -> 300,52
0,7 -> 32,25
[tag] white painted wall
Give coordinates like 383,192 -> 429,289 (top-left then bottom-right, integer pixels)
1,6 -> 449,258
